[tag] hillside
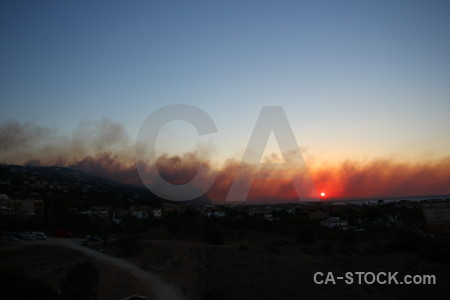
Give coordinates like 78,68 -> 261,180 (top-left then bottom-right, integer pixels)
0,164 -> 211,208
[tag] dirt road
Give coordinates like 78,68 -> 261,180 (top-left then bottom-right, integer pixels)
30,238 -> 188,300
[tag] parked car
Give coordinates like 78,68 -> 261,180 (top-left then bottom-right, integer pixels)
31,231 -> 47,240
19,232 -> 36,240
86,235 -> 102,242
0,232 -> 18,242
12,233 -> 23,240
120,296 -> 147,300
7,235 -> 18,242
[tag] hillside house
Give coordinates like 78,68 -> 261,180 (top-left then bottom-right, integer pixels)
321,216 -> 349,229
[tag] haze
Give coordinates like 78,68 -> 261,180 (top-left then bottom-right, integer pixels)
1,0 -> 450,202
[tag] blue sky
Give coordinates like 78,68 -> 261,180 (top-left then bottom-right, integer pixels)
1,0 -> 450,165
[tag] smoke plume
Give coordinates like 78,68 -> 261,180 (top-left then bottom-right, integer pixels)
1,120 -> 449,203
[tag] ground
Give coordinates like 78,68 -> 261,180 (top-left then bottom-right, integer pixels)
2,231 -> 450,300
91,229 -> 450,300
0,242 -> 156,300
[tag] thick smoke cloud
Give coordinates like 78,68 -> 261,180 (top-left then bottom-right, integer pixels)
0,121 -> 54,151
1,120 -> 449,203
310,157 -> 450,199
0,119 -> 132,167
68,153 -> 139,184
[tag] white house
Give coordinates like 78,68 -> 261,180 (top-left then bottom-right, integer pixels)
204,211 -> 226,218
321,217 -> 348,229
152,209 -> 162,219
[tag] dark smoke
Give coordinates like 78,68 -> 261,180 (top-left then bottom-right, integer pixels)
1,119 -> 449,202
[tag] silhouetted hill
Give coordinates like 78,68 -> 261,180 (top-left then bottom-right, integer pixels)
0,164 -> 211,207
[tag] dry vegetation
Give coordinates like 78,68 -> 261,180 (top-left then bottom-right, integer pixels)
0,244 -> 155,300
90,228 -> 450,300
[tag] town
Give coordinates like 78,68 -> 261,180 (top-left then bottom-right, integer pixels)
1,164 -> 449,238
1,164 -> 450,300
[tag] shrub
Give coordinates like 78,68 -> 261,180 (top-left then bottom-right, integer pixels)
204,224 -> 224,245
388,229 -> 422,252
60,260 -> 99,300
319,240 -> 333,253
296,229 -> 316,244
0,266 -> 58,300
419,237 -> 450,263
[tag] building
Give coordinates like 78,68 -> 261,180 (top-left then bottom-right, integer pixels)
80,206 -> 111,218
204,211 -> 226,218
0,194 -> 44,217
20,199 -> 44,217
119,206 -> 151,219
308,210 -> 329,220
321,216 -> 349,229
422,200 -> 450,234
0,194 -> 15,216
152,208 -> 162,219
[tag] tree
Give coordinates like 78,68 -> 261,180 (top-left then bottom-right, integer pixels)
319,240 -> 333,253
204,224 -> 224,245
122,215 -> 143,233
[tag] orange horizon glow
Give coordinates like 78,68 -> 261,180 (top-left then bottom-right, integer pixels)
3,138 -> 450,203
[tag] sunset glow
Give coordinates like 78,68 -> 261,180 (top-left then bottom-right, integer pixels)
1,3 -> 450,300
1,1 -> 449,203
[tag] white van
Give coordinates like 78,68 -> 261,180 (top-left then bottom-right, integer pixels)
31,232 -> 47,240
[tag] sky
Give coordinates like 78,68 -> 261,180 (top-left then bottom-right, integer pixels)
1,0 -> 450,202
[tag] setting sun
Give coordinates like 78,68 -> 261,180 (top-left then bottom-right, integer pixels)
320,192 -> 326,197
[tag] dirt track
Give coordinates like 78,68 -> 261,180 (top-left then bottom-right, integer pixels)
28,238 -> 188,300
